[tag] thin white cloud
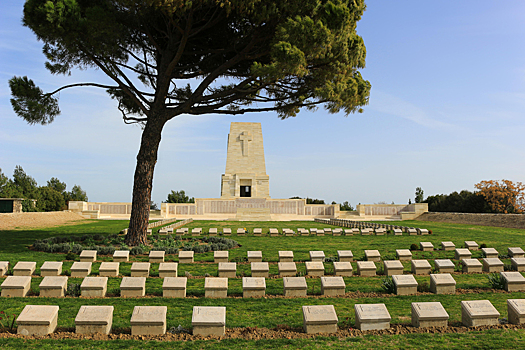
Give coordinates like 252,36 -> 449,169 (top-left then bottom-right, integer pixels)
368,90 -> 458,131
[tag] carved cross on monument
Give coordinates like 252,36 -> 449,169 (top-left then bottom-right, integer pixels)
239,131 -> 252,157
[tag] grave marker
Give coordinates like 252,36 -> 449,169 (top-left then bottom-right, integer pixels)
356,261 -> 376,276
120,277 -> 146,297
81,277 -> 108,297
333,262 -> 353,276
302,305 -> 338,334
482,258 -> 503,273
71,262 -> 92,278
320,277 -> 345,296
40,261 -> 62,277
384,260 -> 404,276
411,260 -> 431,275
13,261 -> 36,276
99,262 -> 119,277
16,305 -> 59,336
39,276 -> 67,297
192,306 -> 226,336
162,277 -> 187,298
434,259 -> 455,274
461,300 -> 500,327
354,304 -> 391,331
278,262 -> 297,277
337,250 -> 353,262
283,277 -> 307,296
411,302 -> 449,328
251,262 -> 269,278
279,251 -> 294,262
364,250 -> 381,262
501,271 -> 525,292
430,273 -> 456,294
218,262 -> 236,278
130,306 -> 167,335
507,299 -> 525,325
79,250 -> 97,263
158,262 -> 178,277
396,249 -> 412,261
242,277 -> 266,298
393,274 -> 417,295
247,251 -> 262,262
75,305 -> 114,335
1,276 -> 31,297
214,251 -> 229,263
462,259 -> 482,273
205,277 -> 228,298
113,250 -> 129,262
441,241 -> 455,251
130,262 -> 150,277
305,261 -> 324,277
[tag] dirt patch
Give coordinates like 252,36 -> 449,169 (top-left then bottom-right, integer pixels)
417,212 -> 525,230
0,323 -> 524,341
0,211 -> 88,230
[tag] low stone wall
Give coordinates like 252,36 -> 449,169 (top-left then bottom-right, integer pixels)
416,212 -> 525,229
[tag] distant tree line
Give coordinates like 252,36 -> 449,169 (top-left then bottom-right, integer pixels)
0,166 -> 88,212
290,197 -> 354,211
418,180 -> 524,214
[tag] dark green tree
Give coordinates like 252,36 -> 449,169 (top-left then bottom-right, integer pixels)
166,190 -> 194,204
340,201 -> 354,211
415,187 -> 424,203
66,185 -> 89,202
47,177 -> 67,193
37,186 -> 66,211
11,0 -> 371,245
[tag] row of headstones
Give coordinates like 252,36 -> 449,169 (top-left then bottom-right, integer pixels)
318,218 -> 428,234
5,253 -> 525,287
154,227 -> 411,236
121,218 -> 193,235
2,275 -> 355,298
4,266 -> 525,299
13,299 -> 525,337
4,243 -> 524,280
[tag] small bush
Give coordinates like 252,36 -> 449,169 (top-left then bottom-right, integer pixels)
480,243 -> 487,249
381,276 -> 395,294
130,245 -> 144,255
65,252 -> 76,261
324,256 -> 338,263
487,273 -> 506,290
66,283 -> 81,297
410,244 -> 418,251
417,282 -> 430,293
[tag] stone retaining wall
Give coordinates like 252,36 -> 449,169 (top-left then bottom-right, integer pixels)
416,212 -> 525,229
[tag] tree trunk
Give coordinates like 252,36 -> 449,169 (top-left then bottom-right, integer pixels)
126,115 -> 166,246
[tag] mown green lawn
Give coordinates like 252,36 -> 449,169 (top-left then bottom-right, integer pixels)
1,219 -> 525,348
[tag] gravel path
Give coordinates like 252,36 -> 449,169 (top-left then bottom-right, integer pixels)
0,211 -> 87,230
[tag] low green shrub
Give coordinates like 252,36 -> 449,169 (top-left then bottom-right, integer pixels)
381,276 -> 395,294
487,273 -> 506,289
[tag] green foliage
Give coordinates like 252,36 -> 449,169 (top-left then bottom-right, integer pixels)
425,190 -> 491,213
8,76 -> 60,125
66,184 -> 88,202
340,201 -> 354,211
410,243 -> 419,251
66,283 -> 81,297
381,276 -> 395,294
22,199 -> 37,212
487,273 -> 506,290
0,165 -> 88,211
166,190 -> 194,204
415,187 -> 424,203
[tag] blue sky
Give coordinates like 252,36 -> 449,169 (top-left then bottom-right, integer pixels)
1,1 -> 524,206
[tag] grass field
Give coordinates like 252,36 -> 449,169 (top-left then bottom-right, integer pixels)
1,219 -> 525,348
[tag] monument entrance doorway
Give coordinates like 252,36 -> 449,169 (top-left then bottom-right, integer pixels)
240,186 -> 252,197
